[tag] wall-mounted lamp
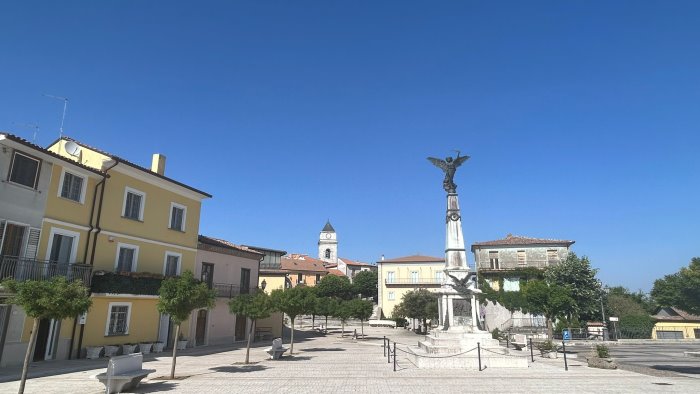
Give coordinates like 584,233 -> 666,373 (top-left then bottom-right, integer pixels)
261,279 -> 267,291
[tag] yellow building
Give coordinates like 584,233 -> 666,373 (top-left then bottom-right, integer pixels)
281,254 -> 329,287
246,245 -> 287,338
41,137 -> 210,357
651,307 -> 700,339
376,255 -> 444,319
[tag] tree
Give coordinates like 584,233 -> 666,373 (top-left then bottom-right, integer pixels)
352,270 -> 378,300
270,286 -> 315,354
393,289 -> 438,333
333,300 -> 353,337
522,280 -> 575,338
347,299 -> 373,337
157,271 -> 216,379
314,296 -> 338,332
315,275 -> 354,300
651,257 -> 700,315
2,277 -> 92,394
545,253 -> 604,322
228,290 -> 274,363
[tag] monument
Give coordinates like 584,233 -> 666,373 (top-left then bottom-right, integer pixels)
403,152 -> 527,369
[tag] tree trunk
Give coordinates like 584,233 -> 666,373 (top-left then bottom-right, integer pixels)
18,318 -> 39,394
325,315 -> 328,333
312,314 -> 315,329
290,318 -> 295,355
547,318 -> 553,339
361,320 -> 364,338
170,324 -> 180,379
245,319 -> 255,364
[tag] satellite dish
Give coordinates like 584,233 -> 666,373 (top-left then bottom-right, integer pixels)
64,141 -> 81,156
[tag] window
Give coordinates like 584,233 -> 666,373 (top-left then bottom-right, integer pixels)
59,170 -> 85,203
386,271 -> 395,284
315,273 -> 321,282
388,292 -> 395,301
106,302 -> 131,336
163,252 -> 181,276
324,248 -> 331,259
435,271 -> 444,283
547,250 -> 559,264
201,263 -> 214,289
656,330 -> 683,339
169,203 -> 186,231
517,250 -> 526,266
115,243 -> 138,272
9,151 -> 40,188
410,271 -> 419,284
489,251 -> 500,269
297,273 -> 303,284
503,277 -> 520,292
122,187 -> 145,221
241,268 -> 251,294
45,227 -> 79,265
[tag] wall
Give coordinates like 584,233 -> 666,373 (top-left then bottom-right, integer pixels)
474,245 -> 570,269
378,261 -> 444,318
652,322 -> 700,339
0,143 -> 52,229
81,296 -> 165,347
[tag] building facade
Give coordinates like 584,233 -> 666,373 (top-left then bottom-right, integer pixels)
376,255 -> 444,319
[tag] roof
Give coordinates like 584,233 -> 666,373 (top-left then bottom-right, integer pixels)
379,255 -> 444,263
471,234 -> 575,251
281,255 -> 329,273
328,269 -> 346,276
1,133 -> 106,176
198,235 -> 264,257
653,307 -> 700,322
51,136 -> 211,198
240,245 -> 287,255
339,257 -> 374,267
321,220 -> 335,232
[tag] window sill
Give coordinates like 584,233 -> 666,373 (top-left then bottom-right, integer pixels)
58,195 -> 84,205
2,179 -> 40,192
121,216 -> 144,223
105,333 -> 129,337
168,227 -> 186,233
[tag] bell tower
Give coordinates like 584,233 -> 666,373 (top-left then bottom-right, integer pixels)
318,220 -> 338,265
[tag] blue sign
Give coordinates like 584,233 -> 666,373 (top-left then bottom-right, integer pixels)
562,329 -> 571,340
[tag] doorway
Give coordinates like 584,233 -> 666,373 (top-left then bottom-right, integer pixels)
234,315 -> 247,341
32,319 -> 59,361
158,314 -> 174,349
195,309 -> 207,346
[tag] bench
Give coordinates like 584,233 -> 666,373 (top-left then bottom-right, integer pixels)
94,353 -> 156,394
368,319 -> 396,328
510,334 -> 527,350
255,327 -> 273,342
265,338 -> 288,360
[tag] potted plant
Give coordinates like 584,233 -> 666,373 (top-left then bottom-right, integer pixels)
122,343 -> 137,354
86,345 -> 103,359
152,341 -> 165,353
177,334 -> 188,350
139,342 -> 153,354
104,345 -> 119,357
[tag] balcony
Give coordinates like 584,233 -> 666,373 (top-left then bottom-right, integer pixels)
385,278 -> 442,286
212,283 -> 255,298
0,256 -> 93,285
478,260 -> 553,270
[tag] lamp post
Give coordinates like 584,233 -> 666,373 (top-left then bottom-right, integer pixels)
600,286 -> 609,341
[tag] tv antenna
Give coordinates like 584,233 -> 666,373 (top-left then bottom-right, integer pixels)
12,122 -> 40,143
43,94 -> 69,138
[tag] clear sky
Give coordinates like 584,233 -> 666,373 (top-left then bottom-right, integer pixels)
2,1 -> 698,292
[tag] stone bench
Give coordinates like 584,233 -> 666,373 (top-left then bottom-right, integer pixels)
265,338 -> 288,360
94,353 -> 156,394
368,319 -> 396,328
510,334 -> 527,350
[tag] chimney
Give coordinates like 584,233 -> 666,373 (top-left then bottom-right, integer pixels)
151,153 -> 166,175
381,254 -> 385,261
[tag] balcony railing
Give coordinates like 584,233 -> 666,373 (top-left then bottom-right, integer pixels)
385,278 -> 442,285
259,262 -> 281,270
478,260 -> 554,270
213,283 -> 255,298
0,256 -> 93,285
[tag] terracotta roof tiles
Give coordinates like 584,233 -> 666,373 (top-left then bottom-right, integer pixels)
379,255 -> 444,263
471,234 -> 574,252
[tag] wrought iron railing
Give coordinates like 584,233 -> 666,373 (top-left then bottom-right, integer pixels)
385,278 -> 442,285
259,262 -> 281,270
0,256 -> 93,285
212,283 -> 255,298
478,260 -> 553,270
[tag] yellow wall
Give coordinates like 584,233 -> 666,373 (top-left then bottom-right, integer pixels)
90,232 -> 197,274
260,274 -> 287,293
379,262 -> 444,318
652,322 -> 700,339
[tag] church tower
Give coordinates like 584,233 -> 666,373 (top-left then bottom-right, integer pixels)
318,220 -> 338,265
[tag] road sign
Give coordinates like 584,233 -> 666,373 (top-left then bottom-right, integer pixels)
609,316 -> 619,322
562,329 -> 571,340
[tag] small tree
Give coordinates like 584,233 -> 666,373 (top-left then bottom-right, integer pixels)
157,271 -> 215,379
395,289 -> 438,333
314,296 -> 338,332
316,275 -> 354,300
2,277 -> 92,394
352,270 -> 378,299
334,300 -> 353,337
522,280 -> 575,338
228,290 -> 274,363
270,286 -> 315,354
545,253 -> 603,322
652,257 -> 700,314
347,299 -> 373,337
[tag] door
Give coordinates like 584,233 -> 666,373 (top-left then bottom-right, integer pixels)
158,314 -> 174,349
234,315 -> 247,341
33,319 -> 50,361
195,309 -> 207,346
0,223 -> 26,279
201,263 -> 214,288
240,268 -> 250,294
49,233 -> 74,277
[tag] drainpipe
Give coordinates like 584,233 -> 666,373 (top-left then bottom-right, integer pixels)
76,160 -> 118,358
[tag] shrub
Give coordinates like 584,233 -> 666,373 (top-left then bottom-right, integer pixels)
596,344 -> 610,358
491,328 -> 506,340
536,339 -> 556,354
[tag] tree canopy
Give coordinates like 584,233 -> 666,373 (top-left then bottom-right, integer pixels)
545,252 -> 604,322
229,290 -> 274,363
651,257 -> 700,315
352,270 -> 378,299
393,289 -> 438,332
315,275 -> 354,300
522,280 -> 575,338
270,286 -> 316,354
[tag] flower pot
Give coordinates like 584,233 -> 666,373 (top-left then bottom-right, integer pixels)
104,345 -> 119,357
177,340 -> 188,350
122,344 -> 137,354
86,346 -> 103,359
139,343 -> 153,354
152,342 -> 165,353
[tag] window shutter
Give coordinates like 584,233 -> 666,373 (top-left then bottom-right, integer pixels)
24,228 -> 41,259
0,220 -> 6,252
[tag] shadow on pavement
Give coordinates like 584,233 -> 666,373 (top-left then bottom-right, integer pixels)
652,365 -> 700,375
301,347 -> 345,352
209,365 -> 268,373
279,356 -> 312,362
134,381 -> 178,392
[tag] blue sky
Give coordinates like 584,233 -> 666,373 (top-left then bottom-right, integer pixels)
1,1 -> 698,292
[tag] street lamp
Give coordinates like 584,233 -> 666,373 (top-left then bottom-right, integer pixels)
600,286 -> 609,341
261,279 -> 267,291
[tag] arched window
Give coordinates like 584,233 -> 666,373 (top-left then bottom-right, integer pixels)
325,249 -> 331,259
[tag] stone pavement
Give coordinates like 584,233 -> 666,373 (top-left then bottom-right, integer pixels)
0,325 -> 697,393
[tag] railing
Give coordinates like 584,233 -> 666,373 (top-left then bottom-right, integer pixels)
385,278 -> 442,285
478,260 -> 554,270
0,256 -> 93,285
259,262 -> 281,270
212,283 -> 254,298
